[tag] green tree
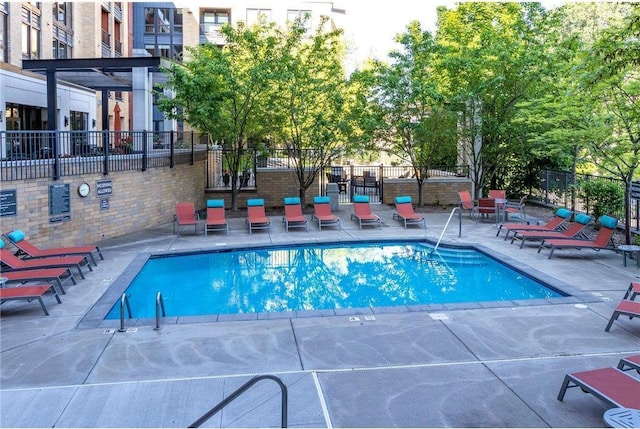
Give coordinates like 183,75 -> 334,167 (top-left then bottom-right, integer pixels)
366,21 -> 455,206
434,2 -> 548,198
267,16 -> 350,204
157,21 -> 281,210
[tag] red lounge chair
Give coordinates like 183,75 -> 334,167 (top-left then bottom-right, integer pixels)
458,191 -> 479,221
2,267 -> 76,295
0,285 -> 61,316
3,229 -> 103,266
351,195 -> 381,229
283,197 -> 309,232
497,208 -> 571,240
311,196 -> 341,231
174,202 -> 199,235
0,248 -> 91,279
204,199 -> 229,235
623,282 -> 640,300
605,299 -> 640,332
512,213 -> 591,249
393,196 -> 425,229
557,367 -> 640,409
538,215 -> 618,259
617,354 -> 640,372
246,199 -> 271,234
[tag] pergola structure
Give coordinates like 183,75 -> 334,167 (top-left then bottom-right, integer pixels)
21,56 -> 171,132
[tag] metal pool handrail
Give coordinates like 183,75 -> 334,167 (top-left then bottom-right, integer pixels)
118,293 -> 132,332
188,374 -> 288,428
154,291 -> 166,330
430,207 -> 462,255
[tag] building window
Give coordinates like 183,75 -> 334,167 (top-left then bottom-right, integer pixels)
52,40 -> 71,59
287,9 -> 312,30
52,2 -> 70,26
145,7 -> 155,33
21,5 -> 41,59
246,8 -> 271,25
202,10 -> 229,35
0,3 -> 7,63
174,9 -> 183,33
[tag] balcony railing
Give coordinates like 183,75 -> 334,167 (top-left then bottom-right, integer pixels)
1,131 -> 207,181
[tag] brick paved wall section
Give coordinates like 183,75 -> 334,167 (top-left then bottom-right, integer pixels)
1,161 -> 206,248
382,178 -> 473,206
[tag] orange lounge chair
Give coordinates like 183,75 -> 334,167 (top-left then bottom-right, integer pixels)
246,198 -> 271,234
283,197 -> 309,232
204,199 -> 229,235
618,354 -> 640,372
0,245 -> 91,280
174,202 -> 199,235
0,284 -> 61,316
311,196 -> 341,231
605,299 -> 640,332
351,195 -> 380,229
2,267 -> 77,295
393,196 -> 425,229
511,213 -> 591,248
488,189 -> 506,200
3,229 -> 103,266
538,215 -> 618,259
557,366 -> 640,409
458,191 -> 479,221
497,208 -> 571,240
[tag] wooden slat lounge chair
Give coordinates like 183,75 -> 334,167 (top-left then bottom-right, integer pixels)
511,213 -> 591,248
557,366 -> 640,409
204,199 -> 229,235
351,195 -> 380,229
311,196 -> 341,231
617,354 -> 640,372
0,284 -> 61,316
0,248 -> 91,279
605,299 -> 640,332
3,230 -> 103,266
283,197 -> 309,232
538,215 -> 618,259
393,196 -> 425,229
2,267 -> 76,295
246,199 -> 271,234
497,208 -> 571,240
174,202 -> 199,235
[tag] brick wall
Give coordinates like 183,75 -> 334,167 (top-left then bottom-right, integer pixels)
382,178 -> 472,206
1,161 -> 206,248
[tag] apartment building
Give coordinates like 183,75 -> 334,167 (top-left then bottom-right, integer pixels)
0,2 -> 129,136
0,1 -> 345,138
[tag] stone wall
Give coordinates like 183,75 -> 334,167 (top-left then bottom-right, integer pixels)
1,160 -> 206,248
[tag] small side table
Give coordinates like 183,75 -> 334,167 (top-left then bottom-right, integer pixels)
603,407 -> 640,428
618,245 -> 640,267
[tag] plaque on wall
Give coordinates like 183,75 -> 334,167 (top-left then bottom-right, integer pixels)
49,183 -> 71,223
100,198 -> 110,210
96,179 -> 113,197
0,189 -> 17,217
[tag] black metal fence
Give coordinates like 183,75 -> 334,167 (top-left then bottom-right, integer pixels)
1,130 -> 208,180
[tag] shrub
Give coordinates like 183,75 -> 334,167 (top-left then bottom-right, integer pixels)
578,179 -> 624,222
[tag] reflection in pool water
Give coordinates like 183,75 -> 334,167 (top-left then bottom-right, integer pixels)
105,242 -> 563,319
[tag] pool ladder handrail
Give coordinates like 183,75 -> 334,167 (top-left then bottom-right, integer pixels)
118,293 -> 132,332
188,374 -> 288,428
430,207 -> 462,255
154,291 -> 166,330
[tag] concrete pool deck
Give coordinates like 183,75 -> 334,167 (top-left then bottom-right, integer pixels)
1,204 -> 639,428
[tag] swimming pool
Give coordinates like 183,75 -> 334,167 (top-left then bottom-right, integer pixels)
102,241 -> 567,320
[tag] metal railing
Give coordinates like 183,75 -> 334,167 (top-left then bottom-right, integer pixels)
1,130 -> 208,180
189,374 -> 288,428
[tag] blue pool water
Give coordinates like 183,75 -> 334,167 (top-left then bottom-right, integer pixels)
105,241 -> 564,319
